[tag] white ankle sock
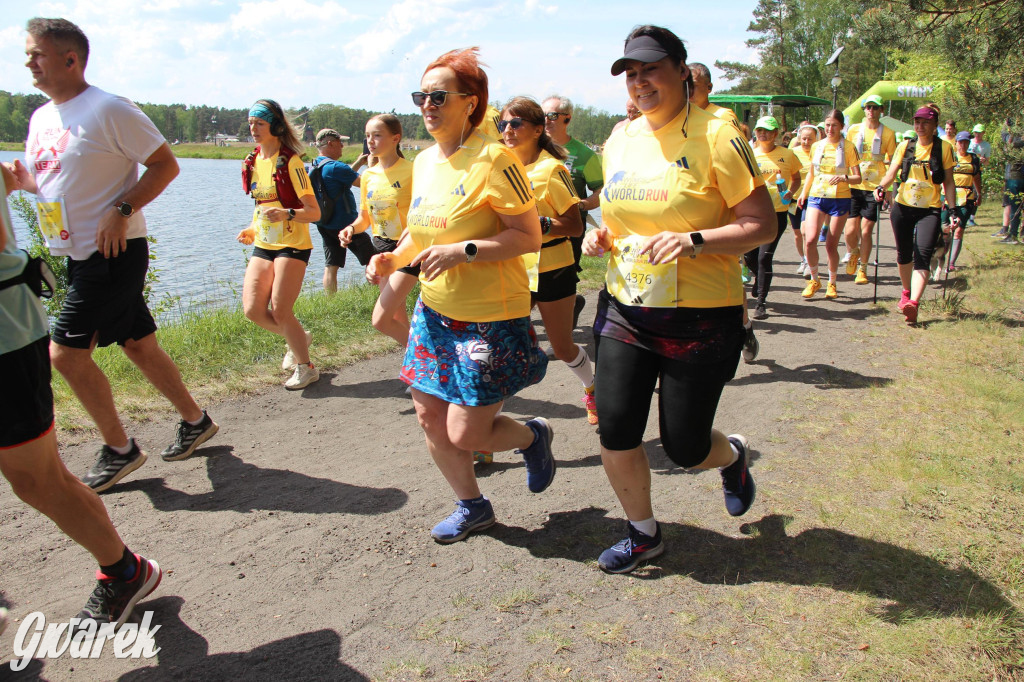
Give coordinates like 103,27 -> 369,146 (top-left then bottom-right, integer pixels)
109,440 -> 134,455
719,441 -> 740,469
630,517 -> 658,537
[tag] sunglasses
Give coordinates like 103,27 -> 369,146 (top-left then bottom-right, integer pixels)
411,90 -> 470,107
497,118 -> 526,133
544,112 -> 568,121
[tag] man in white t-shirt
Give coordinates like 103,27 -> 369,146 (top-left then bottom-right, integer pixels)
6,18 -> 217,495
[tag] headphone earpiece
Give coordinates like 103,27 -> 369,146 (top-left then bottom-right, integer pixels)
66,58 -> 74,67
271,119 -> 285,137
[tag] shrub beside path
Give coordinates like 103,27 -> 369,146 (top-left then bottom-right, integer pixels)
1,222 -> 1020,681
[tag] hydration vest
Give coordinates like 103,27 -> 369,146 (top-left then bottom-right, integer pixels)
900,137 -> 946,185
242,145 -> 302,209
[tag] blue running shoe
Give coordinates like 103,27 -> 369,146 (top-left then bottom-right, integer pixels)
517,418 -> 556,493
431,498 -> 495,544
721,434 -> 756,517
598,522 -> 665,574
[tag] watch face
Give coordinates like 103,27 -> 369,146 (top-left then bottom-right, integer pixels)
118,203 -> 133,217
465,243 -> 478,256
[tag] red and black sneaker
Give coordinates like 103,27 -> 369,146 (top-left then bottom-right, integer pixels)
77,555 -> 162,629
722,434 -> 756,517
598,522 -> 665,574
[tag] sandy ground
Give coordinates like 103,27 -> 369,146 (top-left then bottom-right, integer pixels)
0,226 -> 939,681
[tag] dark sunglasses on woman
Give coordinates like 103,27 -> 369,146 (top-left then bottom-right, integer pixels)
497,118 -> 526,133
411,90 -> 470,107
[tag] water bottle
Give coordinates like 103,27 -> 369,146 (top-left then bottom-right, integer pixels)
775,173 -> 791,206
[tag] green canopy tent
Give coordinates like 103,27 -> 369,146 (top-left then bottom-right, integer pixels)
708,94 -> 832,132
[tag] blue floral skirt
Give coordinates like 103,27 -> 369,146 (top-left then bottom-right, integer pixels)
400,299 -> 548,406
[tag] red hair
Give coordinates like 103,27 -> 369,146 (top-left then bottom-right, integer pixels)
424,47 -> 488,129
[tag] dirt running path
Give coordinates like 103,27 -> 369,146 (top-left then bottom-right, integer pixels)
1,227 -> 923,680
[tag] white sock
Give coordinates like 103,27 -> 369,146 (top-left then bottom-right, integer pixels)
565,344 -> 594,388
109,440 -> 134,455
829,271 -> 838,283
743,320 -> 753,330
186,412 -> 206,426
809,266 -> 819,280
630,517 -> 658,537
719,441 -> 740,469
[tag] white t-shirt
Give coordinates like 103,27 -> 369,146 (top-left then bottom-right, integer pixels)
26,85 -> 166,260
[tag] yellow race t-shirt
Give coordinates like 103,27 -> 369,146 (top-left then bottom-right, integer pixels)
601,105 -> 765,309
792,145 -> 813,184
527,151 -> 579,273
705,103 -> 740,129
754,145 -> 801,212
889,139 -> 956,209
248,152 -> 315,250
477,106 -> 501,142
407,130 -> 537,322
951,151 -> 980,204
847,123 -> 897,191
360,157 -> 413,240
808,138 -> 861,199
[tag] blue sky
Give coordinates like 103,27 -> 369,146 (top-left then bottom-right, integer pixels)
0,0 -> 759,116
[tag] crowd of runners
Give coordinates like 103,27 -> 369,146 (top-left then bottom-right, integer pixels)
0,17 -> 1016,640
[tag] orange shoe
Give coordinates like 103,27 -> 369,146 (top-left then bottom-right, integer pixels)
825,281 -> 838,299
801,279 -> 821,298
583,387 -> 598,425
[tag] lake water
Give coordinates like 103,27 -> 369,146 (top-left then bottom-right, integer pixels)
2,150 -> 602,321
1,151 -> 366,319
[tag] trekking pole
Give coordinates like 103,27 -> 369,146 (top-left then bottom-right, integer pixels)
942,214 -> 953,300
873,197 -> 882,305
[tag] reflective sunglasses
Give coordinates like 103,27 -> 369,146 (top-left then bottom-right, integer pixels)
411,90 -> 470,107
544,112 -> 568,121
497,118 -> 526,133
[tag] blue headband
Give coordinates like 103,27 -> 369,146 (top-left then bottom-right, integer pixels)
248,102 -> 275,125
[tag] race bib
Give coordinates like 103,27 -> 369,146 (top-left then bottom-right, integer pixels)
522,251 -> 540,292
955,187 -> 969,205
36,197 -> 73,248
859,162 -> 880,185
904,180 -> 932,208
254,212 -> 285,245
607,235 -> 677,308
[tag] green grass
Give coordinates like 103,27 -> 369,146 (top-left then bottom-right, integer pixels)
0,141 -> 25,151
51,283 -> 414,432
170,142 -> 422,163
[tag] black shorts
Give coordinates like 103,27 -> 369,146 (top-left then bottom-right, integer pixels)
531,264 -> 579,303
850,188 -> 881,221
371,235 -> 421,277
0,335 -> 55,448
252,246 -> 312,264
53,238 -> 157,349
316,226 -> 347,267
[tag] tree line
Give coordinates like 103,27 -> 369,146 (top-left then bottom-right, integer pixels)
0,95 -> 621,148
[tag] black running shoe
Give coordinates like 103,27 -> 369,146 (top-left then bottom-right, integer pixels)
741,326 -> 759,364
78,555 -> 162,629
161,410 -> 219,461
753,302 -> 768,320
572,294 -> 586,329
598,522 -> 665,574
81,440 -> 147,493
721,434 -> 756,517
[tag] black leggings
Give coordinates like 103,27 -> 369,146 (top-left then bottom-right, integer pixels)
743,212 -> 789,303
890,203 -> 942,270
594,337 -> 730,467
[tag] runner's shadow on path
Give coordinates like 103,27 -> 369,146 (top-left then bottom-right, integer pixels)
765,300 -> 888,323
116,448 -> 407,515
473,453 -> 602,479
503,395 -> 586,420
116,596 -> 369,681
296,374 -> 409,400
730,359 -> 893,389
491,509 -> 1017,624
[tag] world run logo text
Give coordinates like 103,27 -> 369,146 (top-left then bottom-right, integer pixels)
8,611 -> 161,671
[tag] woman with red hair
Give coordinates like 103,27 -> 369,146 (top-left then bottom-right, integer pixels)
367,48 -> 555,543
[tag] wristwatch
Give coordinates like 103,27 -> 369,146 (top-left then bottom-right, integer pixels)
115,201 -> 134,217
539,216 -> 553,235
288,208 -> 296,220
464,242 -> 478,263
689,232 -> 705,258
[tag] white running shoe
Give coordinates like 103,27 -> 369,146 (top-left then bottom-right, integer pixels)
841,251 -> 852,264
796,261 -> 807,275
282,330 -> 313,370
285,363 -> 319,390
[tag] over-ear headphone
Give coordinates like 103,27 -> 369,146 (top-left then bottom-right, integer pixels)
270,118 -> 286,137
